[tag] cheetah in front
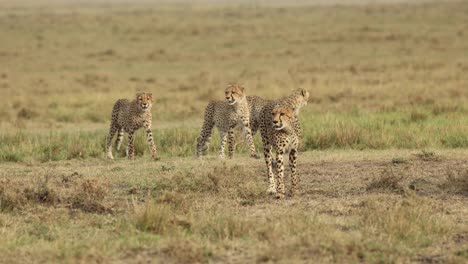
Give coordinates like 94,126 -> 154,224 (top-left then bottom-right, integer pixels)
105,92 -> 159,160
259,89 -> 309,199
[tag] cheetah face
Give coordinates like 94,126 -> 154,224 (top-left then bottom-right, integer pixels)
271,105 -> 294,131
136,92 -> 153,111
225,84 -> 245,105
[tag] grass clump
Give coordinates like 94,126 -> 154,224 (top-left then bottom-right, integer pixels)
134,201 -> 174,235
198,210 -> 254,241
70,179 -> 110,214
391,157 -> 408,165
414,150 -> 440,161
161,239 -> 209,264
440,169 -> 468,196
367,168 -> 405,194
17,108 -> 39,120
360,196 -> 452,249
0,180 -> 27,212
23,175 -> 60,205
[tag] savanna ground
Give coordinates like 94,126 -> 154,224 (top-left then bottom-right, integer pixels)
0,0 -> 467,263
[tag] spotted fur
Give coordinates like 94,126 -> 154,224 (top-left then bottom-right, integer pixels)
229,88 -> 309,153
196,84 -> 259,159
105,92 -> 158,160
259,89 -> 309,199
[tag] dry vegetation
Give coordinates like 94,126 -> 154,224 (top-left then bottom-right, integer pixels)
0,150 -> 467,263
0,0 -> 467,263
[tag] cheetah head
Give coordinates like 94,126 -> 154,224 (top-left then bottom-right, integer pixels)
225,84 -> 245,105
292,88 -> 310,113
136,92 -> 153,111
271,105 -> 295,131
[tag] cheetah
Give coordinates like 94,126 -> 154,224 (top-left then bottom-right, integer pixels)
229,88 -> 309,154
196,84 -> 259,159
259,89 -> 309,199
105,92 -> 158,160
245,95 -> 271,137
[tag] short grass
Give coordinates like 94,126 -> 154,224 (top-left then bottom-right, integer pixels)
1,150 -> 467,263
0,0 -> 467,263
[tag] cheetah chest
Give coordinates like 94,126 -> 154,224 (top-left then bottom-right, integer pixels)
272,132 -> 298,154
121,113 -> 149,132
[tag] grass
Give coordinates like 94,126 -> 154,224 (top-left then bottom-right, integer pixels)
0,150 -> 467,263
1,106 -> 467,162
0,0 -> 467,262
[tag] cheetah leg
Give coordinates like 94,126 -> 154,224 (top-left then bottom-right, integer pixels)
263,144 -> 276,194
251,121 -> 258,138
196,126 -> 213,158
127,131 -> 135,160
241,122 -> 259,159
218,130 -> 227,160
196,103 -> 215,158
289,148 -> 299,196
114,128 -> 124,151
105,123 -> 117,160
227,128 -> 235,159
275,150 -> 285,199
144,123 -> 159,160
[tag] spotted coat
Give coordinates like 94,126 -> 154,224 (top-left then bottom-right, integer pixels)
105,92 -> 158,160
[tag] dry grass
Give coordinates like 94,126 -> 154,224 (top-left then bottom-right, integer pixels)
0,150 -> 467,263
0,0 -> 467,263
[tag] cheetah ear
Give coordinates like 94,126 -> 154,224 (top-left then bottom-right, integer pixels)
301,89 -> 309,100
136,92 -> 143,98
147,93 -> 153,101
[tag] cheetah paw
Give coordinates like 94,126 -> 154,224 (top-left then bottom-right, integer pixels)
275,193 -> 285,199
267,186 -> 277,194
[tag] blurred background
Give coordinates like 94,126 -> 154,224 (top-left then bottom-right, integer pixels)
0,0 -> 467,160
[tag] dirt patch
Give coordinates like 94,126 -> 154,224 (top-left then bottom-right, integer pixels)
297,157 -> 467,198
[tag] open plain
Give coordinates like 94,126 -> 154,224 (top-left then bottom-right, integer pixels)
0,0 -> 467,263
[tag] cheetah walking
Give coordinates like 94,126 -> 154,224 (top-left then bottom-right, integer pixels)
259,89 -> 309,199
228,89 -> 309,150
105,92 -> 158,160
196,84 -> 259,159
